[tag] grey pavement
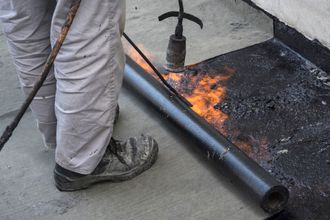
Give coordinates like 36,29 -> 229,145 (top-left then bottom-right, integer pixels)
0,0 -> 273,219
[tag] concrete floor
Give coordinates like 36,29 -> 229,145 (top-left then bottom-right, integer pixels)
0,0 -> 273,219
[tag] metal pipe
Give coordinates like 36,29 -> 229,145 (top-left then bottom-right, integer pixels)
123,56 -> 289,214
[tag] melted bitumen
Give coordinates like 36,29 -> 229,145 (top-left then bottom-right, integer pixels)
183,39 -> 330,219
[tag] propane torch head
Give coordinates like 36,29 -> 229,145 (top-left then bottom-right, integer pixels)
159,0 -> 203,73
165,34 -> 186,73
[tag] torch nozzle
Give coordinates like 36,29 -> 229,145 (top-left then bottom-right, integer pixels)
159,0 -> 203,73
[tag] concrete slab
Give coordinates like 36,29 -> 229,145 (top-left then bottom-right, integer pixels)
0,0 -> 273,219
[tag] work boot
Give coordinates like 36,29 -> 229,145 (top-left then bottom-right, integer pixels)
54,135 -> 158,191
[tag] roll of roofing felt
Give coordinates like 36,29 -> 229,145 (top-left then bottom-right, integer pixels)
123,55 -> 289,214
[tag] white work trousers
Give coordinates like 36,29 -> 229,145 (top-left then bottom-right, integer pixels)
0,0 -> 126,174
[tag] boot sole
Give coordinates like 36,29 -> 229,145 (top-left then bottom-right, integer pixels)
54,142 -> 158,191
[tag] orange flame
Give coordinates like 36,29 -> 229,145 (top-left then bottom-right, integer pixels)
125,45 -> 271,162
125,43 -> 155,75
126,45 -> 233,134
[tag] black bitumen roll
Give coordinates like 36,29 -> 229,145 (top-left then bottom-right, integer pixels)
123,56 -> 289,214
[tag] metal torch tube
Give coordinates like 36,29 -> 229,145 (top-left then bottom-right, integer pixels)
123,56 -> 289,214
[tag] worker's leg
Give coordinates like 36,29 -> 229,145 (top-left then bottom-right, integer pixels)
0,0 -> 57,149
51,0 -> 126,174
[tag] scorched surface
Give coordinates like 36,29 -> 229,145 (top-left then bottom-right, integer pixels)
163,39 -> 330,220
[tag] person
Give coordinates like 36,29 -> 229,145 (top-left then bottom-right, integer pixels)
0,0 -> 158,191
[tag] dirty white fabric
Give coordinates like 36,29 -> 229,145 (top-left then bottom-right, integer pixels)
0,0 -> 126,174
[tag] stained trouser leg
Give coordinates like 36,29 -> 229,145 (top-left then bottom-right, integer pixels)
51,0 -> 126,174
0,0 -> 57,149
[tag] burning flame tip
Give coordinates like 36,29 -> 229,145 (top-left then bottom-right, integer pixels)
126,45 -> 234,134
